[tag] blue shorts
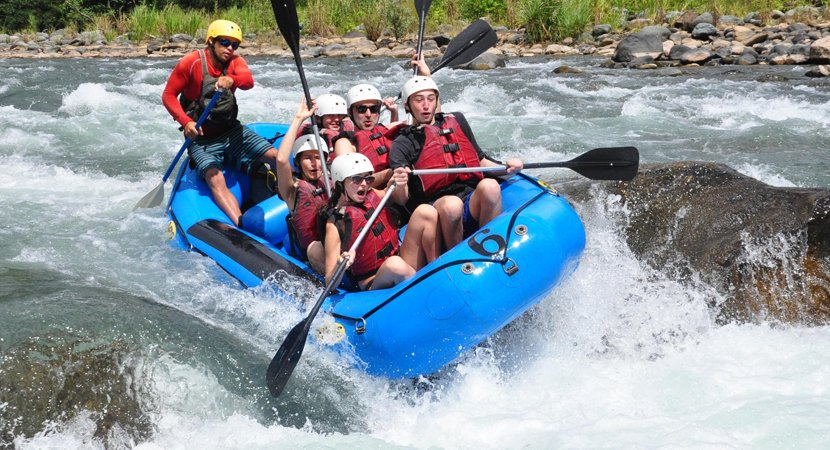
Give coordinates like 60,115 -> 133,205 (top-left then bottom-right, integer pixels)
188,124 -> 273,179
462,191 -> 479,238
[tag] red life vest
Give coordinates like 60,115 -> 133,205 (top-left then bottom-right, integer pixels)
354,124 -> 392,172
288,178 -> 329,252
412,114 -> 483,199
333,190 -> 400,281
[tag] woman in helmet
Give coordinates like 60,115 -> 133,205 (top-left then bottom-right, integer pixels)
323,153 -> 439,291
162,19 -> 278,226
275,98 -> 331,273
297,93 -> 348,161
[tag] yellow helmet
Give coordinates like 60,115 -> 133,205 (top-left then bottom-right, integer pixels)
206,20 -> 242,43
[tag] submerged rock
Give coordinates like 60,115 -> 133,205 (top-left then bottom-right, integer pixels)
562,161 -> 830,325
0,337 -> 153,446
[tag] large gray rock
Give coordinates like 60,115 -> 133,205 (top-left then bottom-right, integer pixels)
592,24 -> 612,37
612,31 -> 664,62
561,162 -> 830,325
810,36 -> 830,63
805,65 -> 830,77
455,49 -> 506,70
691,23 -> 718,40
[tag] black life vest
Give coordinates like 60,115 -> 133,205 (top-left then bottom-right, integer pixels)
178,49 -> 238,131
333,190 -> 400,281
411,114 -> 483,199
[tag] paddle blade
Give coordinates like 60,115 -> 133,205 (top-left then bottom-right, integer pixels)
522,146 -> 639,181
271,0 -> 301,53
432,19 -> 498,72
414,0 -> 433,15
569,146 -> 639,181
266,318 -> 310,397
133,182 -> 164,210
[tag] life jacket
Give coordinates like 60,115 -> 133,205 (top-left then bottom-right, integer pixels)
178,49 -> 238,132
286,177 -> 329,255
333,190 -> 400,281
354,124 -> 393,172
410,114 -> 483,199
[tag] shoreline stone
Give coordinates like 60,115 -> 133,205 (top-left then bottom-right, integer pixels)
2,7 -> 829,77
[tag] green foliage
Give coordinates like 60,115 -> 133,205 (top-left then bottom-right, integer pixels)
1,0 -> 826,40
459,0 -> 507,21
519,0 -> 560,42
385,0 -> 415,39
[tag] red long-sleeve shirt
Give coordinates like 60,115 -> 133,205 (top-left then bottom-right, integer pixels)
161,49 -> 254,128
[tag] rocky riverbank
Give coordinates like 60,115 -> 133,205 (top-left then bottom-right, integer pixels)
2,7 -> 829,76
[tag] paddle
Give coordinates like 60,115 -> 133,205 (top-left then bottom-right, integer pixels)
412,0 -> 434,75
266,185 -> 399,397
412,146 -> 640,181
270,0 -> 332,197
133,89 -> 224,210
430,19 -> 498,72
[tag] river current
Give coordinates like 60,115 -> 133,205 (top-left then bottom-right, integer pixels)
1,55 -> 829,448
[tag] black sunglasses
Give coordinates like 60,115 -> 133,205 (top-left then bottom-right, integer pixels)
348,175 -> 375,185
355,105 -> 381,114
216,38 -> 240,50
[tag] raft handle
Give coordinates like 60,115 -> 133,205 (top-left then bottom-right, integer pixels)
503,258 -> 519,276
355,318 -> 367,334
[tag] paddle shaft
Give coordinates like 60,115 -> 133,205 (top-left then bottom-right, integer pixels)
291,43 -> 333,197
161,89 -> 223,183
266,185 -> 397,397
412,160 -> 636,175
413,0 -> 431,75
410,146 -> 639,181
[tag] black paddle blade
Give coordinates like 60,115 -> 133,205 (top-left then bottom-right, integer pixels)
569,146 -> 639,181
522,146 -> 639,181
431,19 -> 498,72
414,0 -> 433,15
266,318 -> 309,397
271,0 -> 300,53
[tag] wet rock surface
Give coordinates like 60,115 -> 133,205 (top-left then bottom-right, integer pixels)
560,161 -> 830,325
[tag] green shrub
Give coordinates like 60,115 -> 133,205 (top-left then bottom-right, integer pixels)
385,0 -> 415,39
519,0 -> 559,42
459,0 -> 507,21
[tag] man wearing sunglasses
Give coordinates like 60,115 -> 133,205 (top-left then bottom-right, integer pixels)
338,83 -> 403,189
162,19 -> 278,227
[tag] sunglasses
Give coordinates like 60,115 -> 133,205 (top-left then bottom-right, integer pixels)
348,175 -> 375,185
216,38 -> 240,50
355,105 -> 381,114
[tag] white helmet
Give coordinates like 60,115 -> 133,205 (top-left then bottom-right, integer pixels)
315,94 -> 348,117
346,84 -> 383,108
330,153 -> 374,184
401,76 -> 439,103
292,134 -> 329,162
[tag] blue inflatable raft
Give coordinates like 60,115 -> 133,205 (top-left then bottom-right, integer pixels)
166,122 -> 586,378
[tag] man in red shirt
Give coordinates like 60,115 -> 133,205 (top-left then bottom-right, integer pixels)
162,19 -> 277,226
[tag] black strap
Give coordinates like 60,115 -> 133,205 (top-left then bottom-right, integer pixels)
371,221 -> 385,236
376,242 -> 394,259
376,145 -> 388,156
370,132 -> 383,140
443,143 -> 459,153
266,131 -> 285,145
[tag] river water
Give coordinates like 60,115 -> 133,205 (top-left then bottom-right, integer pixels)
1,55 -> 829,448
